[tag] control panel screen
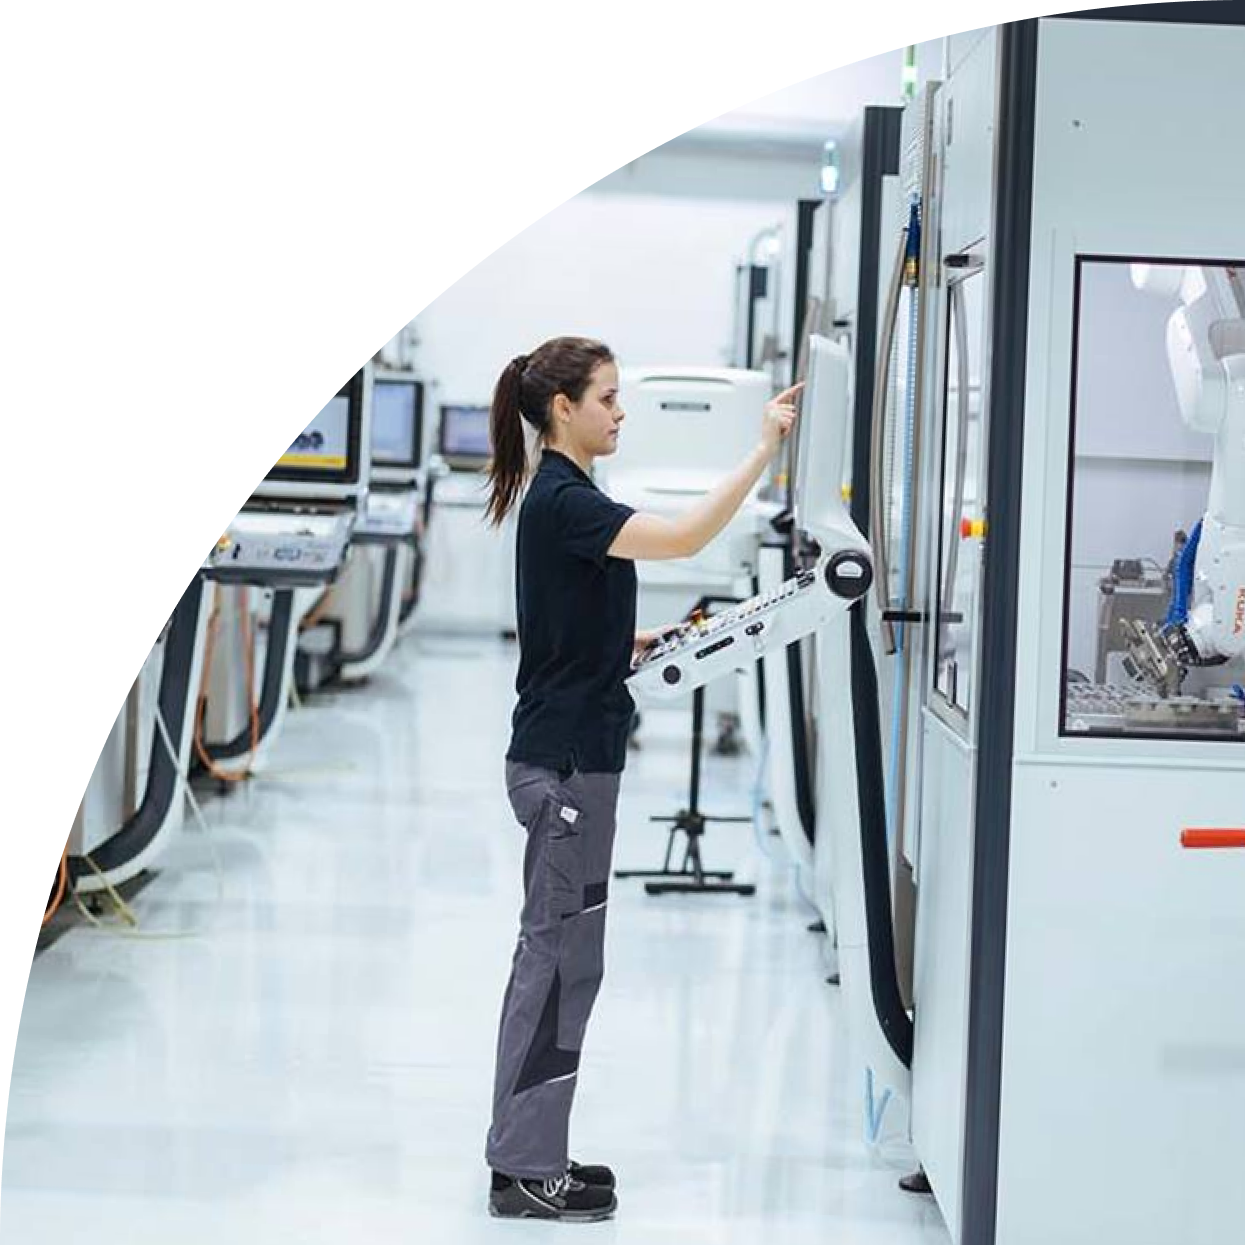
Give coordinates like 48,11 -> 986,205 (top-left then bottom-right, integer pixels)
439,404 -> 491,466
261,369 -> 364,491
372,379 -> 422,467
793,334 -> 851,533
276,394 -> 351,472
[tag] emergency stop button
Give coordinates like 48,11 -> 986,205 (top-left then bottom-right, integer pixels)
960,517 -> 987,540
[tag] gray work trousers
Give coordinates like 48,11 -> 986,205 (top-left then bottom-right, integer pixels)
485,761 -> 622,1179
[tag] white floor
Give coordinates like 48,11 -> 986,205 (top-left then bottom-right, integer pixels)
4,631 -> 951,1245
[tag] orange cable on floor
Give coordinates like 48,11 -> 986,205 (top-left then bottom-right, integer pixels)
42,844 -> 69,926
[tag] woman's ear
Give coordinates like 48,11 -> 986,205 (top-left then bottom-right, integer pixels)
551,393 -> 572,427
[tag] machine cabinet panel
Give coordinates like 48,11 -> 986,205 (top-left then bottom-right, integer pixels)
998,760 -> 1245,1245
937,30 -> 997,258
911,713 -> 977,1242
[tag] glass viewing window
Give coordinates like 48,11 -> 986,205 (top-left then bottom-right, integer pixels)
1060,255 -> 1245,743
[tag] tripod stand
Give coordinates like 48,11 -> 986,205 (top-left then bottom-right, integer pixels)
615,683 -> 755,897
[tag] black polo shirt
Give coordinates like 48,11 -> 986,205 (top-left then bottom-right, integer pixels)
507,449 -> 638,775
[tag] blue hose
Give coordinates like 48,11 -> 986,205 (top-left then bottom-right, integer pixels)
1166,519 -> 1202,628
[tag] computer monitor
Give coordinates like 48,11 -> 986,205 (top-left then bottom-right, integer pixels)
371,375 -> 424,470
256,365 -> 371,502
438,404 -> 491,470
793,334 -> 853,537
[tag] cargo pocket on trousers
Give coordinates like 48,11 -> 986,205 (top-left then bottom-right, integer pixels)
541,794 -> 585,924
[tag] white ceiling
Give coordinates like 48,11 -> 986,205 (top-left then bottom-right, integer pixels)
660,41 -> 943,159
589,39 -> 948,195
718,48 -> 909,127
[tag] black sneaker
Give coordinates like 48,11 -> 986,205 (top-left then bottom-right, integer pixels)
491,1162 -> 616,1191
569,1160 -> 616,1190
489,1170 -> 617,1221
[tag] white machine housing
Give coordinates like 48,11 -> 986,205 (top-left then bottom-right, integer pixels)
357,488 -> 420,541
602,366 -> 774,584
903,22 -> 1245,1245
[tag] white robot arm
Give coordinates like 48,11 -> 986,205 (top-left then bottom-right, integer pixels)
1132,263 -> 1245,667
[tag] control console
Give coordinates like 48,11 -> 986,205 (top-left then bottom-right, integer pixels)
205,507 -> 355,587
630,549 -> 872,700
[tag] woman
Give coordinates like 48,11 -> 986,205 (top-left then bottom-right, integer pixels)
483,336 -> 799,1222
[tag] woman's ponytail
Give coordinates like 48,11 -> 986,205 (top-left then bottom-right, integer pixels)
484,336 -> 614,526
485,355 -> 531,526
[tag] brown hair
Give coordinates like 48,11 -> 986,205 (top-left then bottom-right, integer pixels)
484,336 -> 614,526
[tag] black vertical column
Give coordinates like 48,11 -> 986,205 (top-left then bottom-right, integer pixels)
847,104 -> 902,533
845,102 -> 911,1066
959,20 -> 1039,1245
791,198 -> 822,386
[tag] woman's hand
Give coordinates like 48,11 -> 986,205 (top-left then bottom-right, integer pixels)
609,385 -> 804,564
760,382 -> 803,458
632,623 -> 684,667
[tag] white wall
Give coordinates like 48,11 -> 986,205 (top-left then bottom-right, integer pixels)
414,184 -> 803,408
694,42 -> 942,132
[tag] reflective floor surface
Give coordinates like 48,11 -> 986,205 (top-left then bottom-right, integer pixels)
4,630 -> 951,1244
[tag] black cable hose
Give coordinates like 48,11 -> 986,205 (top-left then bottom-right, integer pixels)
69,576 -> 207,882
337,544 -> 398,666
785,642 -> 817,847
398,537 -> 423,624
781,536 -> 817,848
204,589 -> 295,761
751,573 -> 767,733
849,600 -> 914,1068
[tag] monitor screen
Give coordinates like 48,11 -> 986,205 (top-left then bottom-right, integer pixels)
372,378 -> 422,467
258,366 -> 363,493
276,394 -> 351,473
794,334 -> 853,535
439,404 -> 491,464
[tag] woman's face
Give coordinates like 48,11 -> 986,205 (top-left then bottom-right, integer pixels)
559,361 -> 625,458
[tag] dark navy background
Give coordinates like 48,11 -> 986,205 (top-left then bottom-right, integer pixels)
2,0 -> 1235,1185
